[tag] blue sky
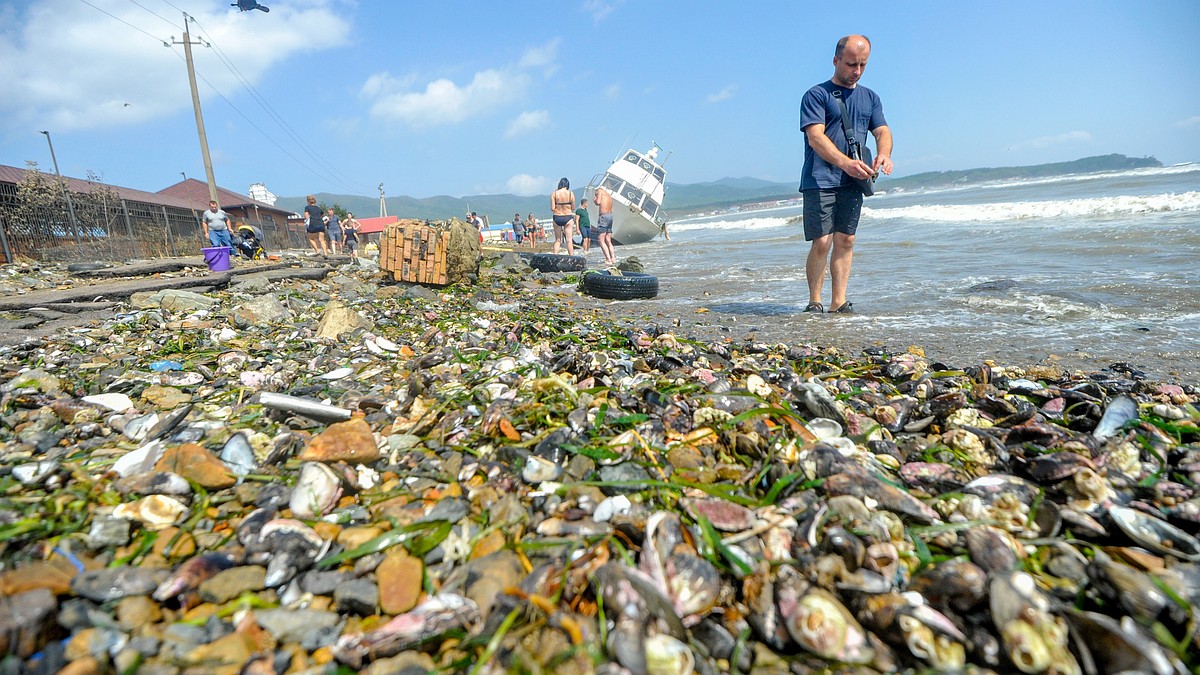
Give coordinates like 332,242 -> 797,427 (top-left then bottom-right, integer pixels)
1,0 -> 1198,202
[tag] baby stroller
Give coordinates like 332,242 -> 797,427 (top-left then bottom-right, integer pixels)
234,224 -> 267,260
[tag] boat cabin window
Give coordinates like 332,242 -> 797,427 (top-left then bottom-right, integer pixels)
624,153 -> 640,164
601,174 -> 623,195
621,185 -> 645,207
653,167 -> 665,182
642,198 -> 659,219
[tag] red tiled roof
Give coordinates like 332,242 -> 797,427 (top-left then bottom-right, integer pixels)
356,215 -> 399,235
0,165 -> 290,215
157,178 -> 290,215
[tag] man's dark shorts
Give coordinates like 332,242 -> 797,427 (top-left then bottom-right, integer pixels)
594,213 -> 613,234
802,188 -> 863,241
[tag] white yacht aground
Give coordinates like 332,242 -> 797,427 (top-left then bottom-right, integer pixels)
587,144 -> 669,245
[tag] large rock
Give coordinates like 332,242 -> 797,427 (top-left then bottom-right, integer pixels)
156,443 -> 237,489
229,273 -> 273,295
198,565 -> 267,603
316,300 -> 373,340
298,418 -> 380,464
377,551 -> 423,615
444,218 -> 481,284
229,295 -> 291,328
0,588 -> 58,657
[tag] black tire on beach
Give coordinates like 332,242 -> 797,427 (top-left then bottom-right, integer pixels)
529,253 -> 586,273
581,271 -> 659,300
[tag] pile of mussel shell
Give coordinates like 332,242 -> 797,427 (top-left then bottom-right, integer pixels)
0,254 -> 1198,674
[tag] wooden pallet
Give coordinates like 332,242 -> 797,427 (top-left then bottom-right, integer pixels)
380,220 -> 449,285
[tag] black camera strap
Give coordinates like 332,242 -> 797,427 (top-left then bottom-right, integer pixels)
830,88 -> 876,196
830,88 -> 858,152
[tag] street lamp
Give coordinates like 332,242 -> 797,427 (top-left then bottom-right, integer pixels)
39,130 -> 82,245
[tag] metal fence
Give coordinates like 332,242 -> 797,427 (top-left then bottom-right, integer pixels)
0,193 -> 291,264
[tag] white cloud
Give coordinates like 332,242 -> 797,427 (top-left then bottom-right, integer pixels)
506,174 -> 550,196
365,41 -> 560,130
581,0 -> 623,22
369,70 -> 525,129
1021,130 -> 1092,149
505,110 -> 550,139
0,0 -> 350,132
1176,115 -> 1200,128
604,83 -> 622,100
707,86 -> 737,103
519,39 -> 561,75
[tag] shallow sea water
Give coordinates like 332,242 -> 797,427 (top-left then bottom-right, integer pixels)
580,164 -> 1200,382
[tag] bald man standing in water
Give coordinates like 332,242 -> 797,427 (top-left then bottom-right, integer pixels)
799,34 -> 893,314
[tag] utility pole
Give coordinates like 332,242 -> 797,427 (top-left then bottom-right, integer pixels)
172,13 -> 218,205
379,183 -> 387,217
39,130 -> 82,245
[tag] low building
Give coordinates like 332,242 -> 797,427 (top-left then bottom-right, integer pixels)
0,164 -> 293,263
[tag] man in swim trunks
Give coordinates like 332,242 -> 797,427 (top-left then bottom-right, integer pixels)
594,187 -> 616,265
575,198 -> 592,254
550,177 -> 576,256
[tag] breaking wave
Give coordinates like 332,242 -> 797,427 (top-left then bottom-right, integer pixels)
864,191 -> 1200,222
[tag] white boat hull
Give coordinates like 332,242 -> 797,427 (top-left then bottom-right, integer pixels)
610,204 -> 664,245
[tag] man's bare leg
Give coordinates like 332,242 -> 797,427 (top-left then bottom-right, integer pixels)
829,232 -> 855,310
805,234 -> 833,306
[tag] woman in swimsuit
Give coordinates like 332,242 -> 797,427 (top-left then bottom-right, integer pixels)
549,177 -> 576,256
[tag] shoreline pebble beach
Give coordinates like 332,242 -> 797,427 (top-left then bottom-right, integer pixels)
1,248 -> 1198,674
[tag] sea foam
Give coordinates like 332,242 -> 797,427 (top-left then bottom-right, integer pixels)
864,191 -> 1200,222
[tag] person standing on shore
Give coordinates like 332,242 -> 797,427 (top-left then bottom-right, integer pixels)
342,212 -> 360,260
550,178 -> 576,256
326,208 -> 342,255
799,34 -> 892,314
575,198 -> 592,254
594,187 -> 616,265
526,214 -> 538,247
201,200 -> 233,252
303,195 -> 328,257
512,212 -> 526,244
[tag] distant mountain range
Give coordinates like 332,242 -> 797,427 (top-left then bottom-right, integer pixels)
278,154 -> 1161,222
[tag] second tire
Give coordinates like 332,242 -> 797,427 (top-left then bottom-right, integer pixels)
581,271 -> 659,300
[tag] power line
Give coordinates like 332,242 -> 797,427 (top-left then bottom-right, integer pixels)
125,0 -> 177,29
186,14 -> 369,194
163,44 -> 361,195
76,0 -> 169,45
78,0 -> 373,197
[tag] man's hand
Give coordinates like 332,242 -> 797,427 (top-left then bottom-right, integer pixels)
873,155 -> 894,176
841,157 -> 876,180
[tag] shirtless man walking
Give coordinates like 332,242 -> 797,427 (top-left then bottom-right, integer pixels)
594,187 -> 616,265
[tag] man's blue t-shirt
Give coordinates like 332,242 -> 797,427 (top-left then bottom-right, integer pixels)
799,80 -> 886,191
